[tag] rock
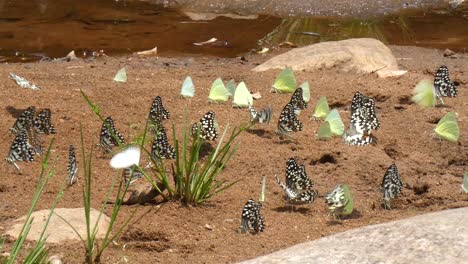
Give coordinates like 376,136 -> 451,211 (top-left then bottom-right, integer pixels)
239,207 -> 468,264
253,38 -> 399,74
6,208 -> 110,244
48,255 -> 63,264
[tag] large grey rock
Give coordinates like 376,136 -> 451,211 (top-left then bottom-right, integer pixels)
253,38 -> 399,74
6,208 -> 110,244
240,207 -> 468,264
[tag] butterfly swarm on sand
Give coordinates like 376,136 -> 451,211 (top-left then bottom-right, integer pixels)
434,65 -> 458,100
277,103 -> 303,136
381,163 -> 403,210
275,158 -> 318,205
67,144 -> 78,186
99,116 -> 126,153
5,129 -> 36,171
191,111 -> 218,141
343,92 -> 380,146
240,199 -> 265,234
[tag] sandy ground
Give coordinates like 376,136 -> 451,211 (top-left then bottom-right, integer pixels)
0,46 -> 467,263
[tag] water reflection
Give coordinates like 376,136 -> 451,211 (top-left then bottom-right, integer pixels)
260,12 -> 467,51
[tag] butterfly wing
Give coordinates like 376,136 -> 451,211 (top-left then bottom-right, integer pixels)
312,96 -> 330,120
208,78 -> 230,102
289,88 -> 307,115
67,144 -> 78,186
317,121 -> 333,140
463,171 -> 468,194
325,109 -> 344,136
11,106 -> 36,133
299,81 -> 310,103
113,67 -> 127,83
434,65 -> 458,97
412,79 -> 436,108
277,103 -> 303,135
180,76 -> 195,98
272,67 -> 296,93
435,120 -> 459,142
226,79 -> 236,97
233,82 -> 253,108
192,111 -> 218,140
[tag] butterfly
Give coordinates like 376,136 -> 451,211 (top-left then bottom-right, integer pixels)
191,111 -> 218,141
299,82 -> 310,103
5,129 -> 36,171
33,108 -> 56,134
317,109 -> 344,139
113,67 -> 127,83
67,144 -> 78,186
240,199 -> 265,234
411,79 -> 437,108
151,125 -> 176,161
99,116 -> 126,153
180,76 -> 195,98
343,122 -> 375,146
248,104 -> 272,124
350,92 -> 380,134
277,103 -> 303,136
288,88 -> 308,115
434,65 -> 458,98
462,171 -> 468,194
122,165 -> 144,185
381,163 -> 403,210
232,82 -> 253,108
149,96 -> 169,125
285,158 -> 314,193
434,112 -> 459,142
312,96 -> 330,120
275,175 -> 318,204
208,78 -> 230,103
272,67 -> 296,93
325,184 -> 353,218
10,106 -> 36,133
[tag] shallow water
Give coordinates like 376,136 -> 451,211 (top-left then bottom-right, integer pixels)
0,0 -> 466,62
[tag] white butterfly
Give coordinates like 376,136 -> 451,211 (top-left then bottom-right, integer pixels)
110,145 -> 141,169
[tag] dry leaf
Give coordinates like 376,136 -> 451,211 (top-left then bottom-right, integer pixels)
193,38 -> 217,46
136,46 -> 158,56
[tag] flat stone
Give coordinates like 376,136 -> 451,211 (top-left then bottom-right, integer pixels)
253,38 -> 399,74
6,208 -> 110,244
239,207 -> 468,264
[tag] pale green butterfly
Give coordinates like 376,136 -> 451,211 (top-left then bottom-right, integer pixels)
434,112 -> 459,142
317,121 -> 333,140
113,67 -> 127,83
312,96 -> 330,120
180,76 -> 195,98
259,176 -> 267,203
208,78 -> 230,102
411,79 -> 436,108
272,67 -> 296,93
462,171 -> 468,194
300,81 -> 310,103
226,79 -> 236,97
233,82 -> 253,108
325,184 -> 353,217
325,109 -> 344,136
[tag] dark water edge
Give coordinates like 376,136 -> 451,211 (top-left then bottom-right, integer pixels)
0,0 -> 467,62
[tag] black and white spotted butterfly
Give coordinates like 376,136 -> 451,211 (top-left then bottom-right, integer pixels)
248,104 -> 272,124
240,199 -> 265,234
151,125 -> 176,161
99,116 -> 126,153
191,111 -> 218,141
434,65 -> 458,98
149,96 -> 169,125
33,108 -> 56,134
277,103 -> 303,136
275,175 -> 318,204
343,122 -> 375,146
381,163 -> 403,210
122,165 -> 144,185
10,106 -> 36,134
5,129 -> 36,171
285,158 -> 313,193
350,92 -> 380,134
67,144 -> 78,186
288,88 -> 308,115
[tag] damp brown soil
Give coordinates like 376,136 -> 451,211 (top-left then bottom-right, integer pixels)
1,0 -> 468,63
0,46 -> 467,263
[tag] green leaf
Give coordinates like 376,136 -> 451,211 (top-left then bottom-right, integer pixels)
272,67 -> 296,93
113,67 -> 127,83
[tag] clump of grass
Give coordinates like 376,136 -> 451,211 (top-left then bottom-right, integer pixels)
1,139 -> 65,264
